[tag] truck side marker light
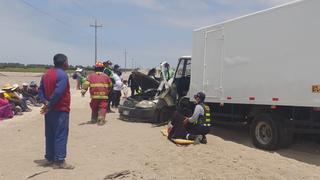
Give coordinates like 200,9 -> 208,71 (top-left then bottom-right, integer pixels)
313,107 -> 320,111
227,96 -> 232,100
272,98 -> 279,101
249,97 -> 255,101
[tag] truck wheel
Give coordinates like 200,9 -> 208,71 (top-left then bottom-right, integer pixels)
250,114 -> 279,150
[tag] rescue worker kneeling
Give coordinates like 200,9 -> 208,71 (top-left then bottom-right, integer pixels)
184,92 -> 211,144
81,62 -> 112,125
168,92 -> 211,144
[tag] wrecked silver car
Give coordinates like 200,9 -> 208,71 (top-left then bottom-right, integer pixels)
118,71 -> 175,123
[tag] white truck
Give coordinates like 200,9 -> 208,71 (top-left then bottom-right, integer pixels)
160,0 -> 320,150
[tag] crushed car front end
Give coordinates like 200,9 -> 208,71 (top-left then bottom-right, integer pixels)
118,97 -> 158,121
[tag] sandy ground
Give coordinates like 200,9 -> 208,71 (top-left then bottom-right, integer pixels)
1,72 -> 320,180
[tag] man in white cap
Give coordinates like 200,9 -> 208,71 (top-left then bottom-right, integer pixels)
21,83 -> 39,106
12,83 -> 32,111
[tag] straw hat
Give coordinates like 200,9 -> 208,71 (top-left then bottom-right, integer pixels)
2,83 -> 13,90
12,83 -> 19,90
22,83 -> 28,86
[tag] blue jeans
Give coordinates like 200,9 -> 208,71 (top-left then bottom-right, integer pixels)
45,111 -> 69,161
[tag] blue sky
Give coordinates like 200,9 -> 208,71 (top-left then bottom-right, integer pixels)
0,0 -> 293,68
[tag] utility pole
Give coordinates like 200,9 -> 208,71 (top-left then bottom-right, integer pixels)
124,49 -> 127,69
90,19 -> 102,64
131,58 -> 134,70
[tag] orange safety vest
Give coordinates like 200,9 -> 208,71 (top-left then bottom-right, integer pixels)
87,72 -> 112,99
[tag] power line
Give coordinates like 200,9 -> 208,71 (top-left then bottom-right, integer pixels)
19,0 -> 71,27
19,0 -> 92,40
70,0 -> 96,19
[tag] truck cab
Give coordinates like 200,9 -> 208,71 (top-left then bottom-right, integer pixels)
171,56 -> 191,101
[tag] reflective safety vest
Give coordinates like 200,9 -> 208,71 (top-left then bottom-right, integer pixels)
103,67 -> 115,84
136,87 -> 142,95
83,72 -> 112,100
196,104 -> 212,127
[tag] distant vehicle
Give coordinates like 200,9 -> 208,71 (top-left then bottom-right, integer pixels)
157,0 -> 320,150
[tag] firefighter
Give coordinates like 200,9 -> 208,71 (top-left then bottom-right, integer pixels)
183,92 -> 212,144
81,62 -> 112,125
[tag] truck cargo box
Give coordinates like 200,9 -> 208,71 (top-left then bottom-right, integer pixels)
191,0 -> 320,107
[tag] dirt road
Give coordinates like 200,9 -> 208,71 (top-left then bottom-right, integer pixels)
0,72 -> 320,180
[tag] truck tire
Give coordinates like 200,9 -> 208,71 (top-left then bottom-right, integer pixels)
250,114 -> 279,150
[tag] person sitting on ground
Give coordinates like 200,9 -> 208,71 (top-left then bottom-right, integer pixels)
12,83 -> 32,111
28,81 -> 41,103
28,81 -> 39,96
0,89 -> 14,121
2,84 -> 22,115
2,84 -> 31,113
21,83 -> 40,107
183,92 -> 211,144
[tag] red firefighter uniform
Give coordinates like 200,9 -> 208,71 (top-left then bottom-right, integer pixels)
81,72 -> 112,125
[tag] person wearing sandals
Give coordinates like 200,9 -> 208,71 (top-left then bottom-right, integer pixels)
38,54 -> 74,169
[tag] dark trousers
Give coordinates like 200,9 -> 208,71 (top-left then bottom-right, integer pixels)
112,90 -> 121,108
45,111 -> 69,161
25,96 -> 37,105
186,124 -> 210,136
12,98 -> 28,111
107,89 -> 113,111
168,111 -> 188,139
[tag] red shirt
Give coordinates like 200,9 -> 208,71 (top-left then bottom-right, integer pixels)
39,68 -> 71,112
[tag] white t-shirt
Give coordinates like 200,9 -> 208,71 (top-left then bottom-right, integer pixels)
113,73 -> 123,91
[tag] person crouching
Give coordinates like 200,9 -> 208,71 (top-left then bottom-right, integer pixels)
81,62 -> 112,125
183,92 -> 212,144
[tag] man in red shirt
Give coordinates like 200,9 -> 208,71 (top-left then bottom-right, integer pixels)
38,54 -> 74,169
